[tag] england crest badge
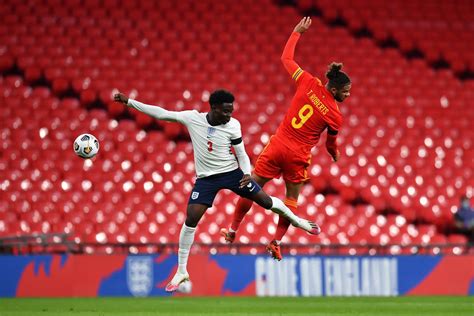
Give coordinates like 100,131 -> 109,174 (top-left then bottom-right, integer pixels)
126,257 -> 153,297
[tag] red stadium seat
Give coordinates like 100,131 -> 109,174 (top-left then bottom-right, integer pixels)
0,0 -> 471,255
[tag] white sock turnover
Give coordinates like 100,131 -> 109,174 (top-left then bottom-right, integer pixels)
269,196 -> 300,226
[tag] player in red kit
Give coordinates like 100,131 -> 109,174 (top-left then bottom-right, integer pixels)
220,17 -> 352,260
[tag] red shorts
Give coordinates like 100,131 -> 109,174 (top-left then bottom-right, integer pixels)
254,136 -> 311,183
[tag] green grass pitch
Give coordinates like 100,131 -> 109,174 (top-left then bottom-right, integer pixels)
1,297 -> 472,316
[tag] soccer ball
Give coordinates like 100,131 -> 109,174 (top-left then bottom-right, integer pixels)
73,133 -> 99,159
177,280 -> 192,294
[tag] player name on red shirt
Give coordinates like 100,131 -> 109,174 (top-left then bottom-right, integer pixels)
306,89 -> 329,115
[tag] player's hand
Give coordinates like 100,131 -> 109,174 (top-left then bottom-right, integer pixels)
239,174 -> 252,189
114,93 -> 129,105
294,16 -> 312,34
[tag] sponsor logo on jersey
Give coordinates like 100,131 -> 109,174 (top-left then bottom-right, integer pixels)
191,192 -> 199,200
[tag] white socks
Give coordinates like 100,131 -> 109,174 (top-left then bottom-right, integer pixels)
177,223 -> 196,275
270,196 -> 300,226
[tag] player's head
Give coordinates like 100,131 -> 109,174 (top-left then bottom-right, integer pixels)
209,89 -> 235,124
326,62 -> 351,102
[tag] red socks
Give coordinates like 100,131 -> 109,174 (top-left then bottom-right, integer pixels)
274,198 -> 298,241
230,196 -> 298,243
230,197 -> 254,231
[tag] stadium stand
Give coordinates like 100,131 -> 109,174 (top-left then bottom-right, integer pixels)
296,0 -> 474,77
0,0 -> 472,255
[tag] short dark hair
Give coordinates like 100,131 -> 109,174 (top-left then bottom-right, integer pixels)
326,62 -> 351,89
209,89 -> 234,106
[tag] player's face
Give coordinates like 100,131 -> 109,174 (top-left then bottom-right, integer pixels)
334,84 -> 351,102
213,102 -> 234,124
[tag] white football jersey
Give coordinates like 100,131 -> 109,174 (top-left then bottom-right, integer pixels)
128,99 -> 243,178
175,110 -> 242,178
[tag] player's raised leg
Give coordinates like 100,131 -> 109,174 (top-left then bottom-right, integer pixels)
165,204 -> 208,292
226,169 -> 319,237
251,191 -> 320,235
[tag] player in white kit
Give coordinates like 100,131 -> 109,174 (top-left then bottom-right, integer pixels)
114,90 -> 320,292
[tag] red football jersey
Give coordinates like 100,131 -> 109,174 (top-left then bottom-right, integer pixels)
275,32 -> 343,157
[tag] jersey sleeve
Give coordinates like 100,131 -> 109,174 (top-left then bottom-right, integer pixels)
292,68 -> 316,89
128,99 -> 179,122
281,32 -> 317,89
233,141 -> 251,175
327,114 -> 342,134
174,110 -> 199,126
229,119 -> 243,141
325,115 -> 342,158
127,99 -> 198,126
230,119 -> 251,174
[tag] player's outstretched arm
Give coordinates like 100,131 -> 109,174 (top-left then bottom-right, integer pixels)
281,17 -> 312,76
232,141 -> 253,188
113,92 -> 180,122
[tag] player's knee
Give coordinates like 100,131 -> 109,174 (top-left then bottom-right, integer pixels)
263,199 -> 273,209
185,216 -> 199,228
185,210 -> 201,227
255,194 -> 273,209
